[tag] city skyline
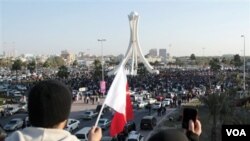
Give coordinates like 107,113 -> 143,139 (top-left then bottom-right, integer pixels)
0,0 -> 250,57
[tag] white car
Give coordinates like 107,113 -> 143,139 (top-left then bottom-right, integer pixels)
152,102 -> 162,110
162,98 -> 172,106
82,110 -> 98,120
4,106 -> 20,115
98,118 -> 111,130
64,118 -> 80,133
146,98 -> 157,104
4,118 -> 24,131
137,101 -> 148,108
126,131 -> 144,141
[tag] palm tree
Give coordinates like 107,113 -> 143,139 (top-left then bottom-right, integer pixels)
200,93 -> 233,141
27,60 -> 36,73
209,58 -> 221,72
12,59 -> 23,81
93,59 -> 102,80
57,65 -> 69,79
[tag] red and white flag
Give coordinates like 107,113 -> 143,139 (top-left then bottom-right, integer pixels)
104,66 -> 134,137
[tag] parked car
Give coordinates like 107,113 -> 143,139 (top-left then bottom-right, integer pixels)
140,116 -> 157,130
64,118 -> 80,133
121,121 -> 136,136
75,127 -> 91,141
162,98 -> 172,107
82,110 -> 98,120
145,98 -> 157,104
19,103 -> 28,113
126,131 -> 144,141
4,106 -> 20,115
137,101 -> 148,109
152,102 -> 162,110
4,118 -> 24,131
96,104 -> 110,114
98,118 -> 111,130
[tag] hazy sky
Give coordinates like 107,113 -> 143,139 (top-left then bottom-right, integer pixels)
1,0 -> 250,57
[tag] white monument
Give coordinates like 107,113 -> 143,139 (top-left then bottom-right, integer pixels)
108,11 -> 159,75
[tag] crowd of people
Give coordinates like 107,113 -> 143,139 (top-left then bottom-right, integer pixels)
1,67 -> 244,141
4,79 -> 202,141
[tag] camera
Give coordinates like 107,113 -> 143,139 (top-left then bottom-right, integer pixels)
182,108 -> 198,129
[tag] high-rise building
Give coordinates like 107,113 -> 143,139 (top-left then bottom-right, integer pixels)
149,48 -> 158,57
159,49 -> 167,58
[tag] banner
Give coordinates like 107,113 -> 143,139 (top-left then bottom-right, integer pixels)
100,81 -> 106,94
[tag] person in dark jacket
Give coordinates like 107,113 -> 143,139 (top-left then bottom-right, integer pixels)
147,119 -> 201,141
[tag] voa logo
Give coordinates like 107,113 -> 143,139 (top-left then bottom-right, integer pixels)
226,129 -> 246,136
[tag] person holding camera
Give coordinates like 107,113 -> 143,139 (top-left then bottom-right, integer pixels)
148,107 -> 202,141
148,119 -> 202,141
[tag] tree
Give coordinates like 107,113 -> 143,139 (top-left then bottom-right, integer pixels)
27,60 -> 36,73
175,58 -> 184,66
43,61 -> 50,68
93,59 -> 102,80
43,56 -> 65,68
230,54 -> 243,67
221,57 -> 227,64
12,59 -> 23,81
54,56 -> 65,67
190,54 -> 196,60
154,61 -> 160,66
137,63 -> 148,76
0,58 -> 12,68
12,59 -> 22,72
106,59 -> 119,67
200,93 -> 233,141
57,65 -> 69,78
72,60 -> 78,67
209,58 -> 221,72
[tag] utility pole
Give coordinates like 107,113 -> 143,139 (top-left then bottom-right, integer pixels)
241,35 -> 246,92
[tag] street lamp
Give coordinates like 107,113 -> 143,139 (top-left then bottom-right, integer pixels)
202,47 -> 205,57
97,39 -> 106,81
241,35 -> 246,91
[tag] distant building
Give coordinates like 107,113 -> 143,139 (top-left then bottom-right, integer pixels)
149,49 -> 157,57
61,50 -> 75,65
36,55 -> 48,64
3,42 -> 16,58
166,56 -> 176,63
17,54 -> 35,63
159,49 -> 167,58
222,54 -> 234,57
146,56 -> 162,63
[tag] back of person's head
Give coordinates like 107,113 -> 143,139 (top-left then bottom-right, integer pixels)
147,129 -> 188,141
28,80 -> 72,128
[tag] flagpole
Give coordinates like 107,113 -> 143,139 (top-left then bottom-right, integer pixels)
94,102 -> 106,127
94,64 -> 125,127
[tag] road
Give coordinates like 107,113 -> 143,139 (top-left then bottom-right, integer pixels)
0,98 -> 176,140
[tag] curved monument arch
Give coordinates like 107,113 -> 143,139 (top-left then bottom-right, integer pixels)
108,11 -> 159,75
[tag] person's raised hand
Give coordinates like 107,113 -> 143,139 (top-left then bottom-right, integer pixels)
88,126 -> 102,141
188,119 -> 202,136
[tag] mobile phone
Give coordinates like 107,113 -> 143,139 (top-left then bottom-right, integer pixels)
182,108 -> 198,129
